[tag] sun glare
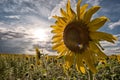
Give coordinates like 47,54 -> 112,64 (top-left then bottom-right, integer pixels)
33,29 -> 47,41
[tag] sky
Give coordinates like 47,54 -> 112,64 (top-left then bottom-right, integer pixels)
0,0 -> 120,55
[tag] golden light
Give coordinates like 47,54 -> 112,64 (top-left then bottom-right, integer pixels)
32,28 -> 48,41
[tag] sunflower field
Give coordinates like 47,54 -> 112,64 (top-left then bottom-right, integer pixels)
0,0 -> 120,80
0,53 -> 120,80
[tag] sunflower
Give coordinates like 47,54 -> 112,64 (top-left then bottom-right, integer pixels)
35,47 -> 42,65
51,0 -> 117,73
109,54 -> 117,60
117,55 -> 120,63
98,59 -> 107,65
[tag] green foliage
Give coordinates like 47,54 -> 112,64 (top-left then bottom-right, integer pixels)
0,54 -> 120,80
95,58 -> 120,80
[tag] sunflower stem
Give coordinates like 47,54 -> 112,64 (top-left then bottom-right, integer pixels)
88,70 -> 94,80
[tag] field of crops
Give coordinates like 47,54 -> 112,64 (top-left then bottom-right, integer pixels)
0,52 -> 120,80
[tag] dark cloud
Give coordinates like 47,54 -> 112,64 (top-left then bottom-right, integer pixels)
0,39 -> 31,54
0,31 -> 27,40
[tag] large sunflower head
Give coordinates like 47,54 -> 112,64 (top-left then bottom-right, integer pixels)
51,0 -> 117,73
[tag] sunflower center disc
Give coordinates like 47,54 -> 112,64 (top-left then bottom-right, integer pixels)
63,22 -> 90,53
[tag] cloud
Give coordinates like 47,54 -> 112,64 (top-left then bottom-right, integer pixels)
108,20 -> 120,29
4,15 -> 20,19
100,34 -> 120,55
100,41 -> 117,47
104,46 -> 120,55
0,27 -> 27,40
86,0 -> 102,6
0,0 -> 58,22
0,0 -> 119,55
0,14 -> 52,39
48,0 -> 76,19
0,38 -> 34,54
48,0 -> 67,19
0,14 -> 53,54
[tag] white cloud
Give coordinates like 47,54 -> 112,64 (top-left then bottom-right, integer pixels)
23,15 -> 52,40
0,14 -> 54,54
0,27 -> 8,32
0,22 -> 4,25
0,0 -> 55,54
104,47 -> 120,55
48,0 -> 76,19
108,20 -> 120,29
1,0 -> 59,19
0,25 -> 27,34
100,41 -> 117,47
86,0 -> 102,6
48,0 -> 67,19
0,27 -> 27,40
100,34 -> 120,55
5,15 -> 20,19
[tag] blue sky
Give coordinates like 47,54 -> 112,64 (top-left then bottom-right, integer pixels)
0,0 -> 120,55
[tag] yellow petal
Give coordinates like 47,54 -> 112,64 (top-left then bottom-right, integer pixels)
53,16 -> 66,21
60,8 -> 68,18
55,20 -> 67,27
76,0 -> 82,20
56,17 -> 67,25
83,50 -> 97,73
54,44 -> 66,53
51,25 -> 64,30
52,37 -> 62,43
52,15 -> 59,19
92,40 -> 104,50
88,16 -> 108,31
90,31 -> 117,43
65,52 -> 74,69
83,6 -> 101,23
80,66 -> 86,74
52,42 -> 63,50
51,25 -> 58,29
76,54 -> 86,73
52,33 -> 62,39
85,49 -> 96,65
51,29 -> 62,33
66,0 -> 76,19
51,17 -> 67,31
58,48 -> 67,57
58,47 -> 69,57
89,42 -> 107,58
80,4 -> 88,19
66,0 -> 70,13
85,60 -> 97,73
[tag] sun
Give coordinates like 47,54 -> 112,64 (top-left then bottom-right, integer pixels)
33,29 -> 47,41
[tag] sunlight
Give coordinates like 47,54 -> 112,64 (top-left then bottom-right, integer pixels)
32,29 -> 48,41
